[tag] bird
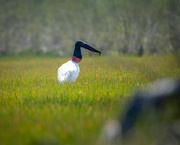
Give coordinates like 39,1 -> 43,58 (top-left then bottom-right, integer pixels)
57,40 -> 101,83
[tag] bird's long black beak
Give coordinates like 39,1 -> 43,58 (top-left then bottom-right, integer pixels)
81,42 -> 101,55
75,40 -> 101,55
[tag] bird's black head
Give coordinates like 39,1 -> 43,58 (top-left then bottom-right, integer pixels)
72,40 -> 101,63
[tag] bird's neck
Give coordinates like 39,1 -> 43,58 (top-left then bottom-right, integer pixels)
72,56 -> 81,63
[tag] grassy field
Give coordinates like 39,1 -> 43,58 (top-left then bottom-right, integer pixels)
0,55 -> 179,145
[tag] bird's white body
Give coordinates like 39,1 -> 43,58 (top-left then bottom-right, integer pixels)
57,60 -> 80,83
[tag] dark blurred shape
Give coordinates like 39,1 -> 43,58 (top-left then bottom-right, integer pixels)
100,78 -> 180,145
169,0 -> 180,53
30,134 -> 60,145
121,79 -> 180,135
138,45 -> 144,56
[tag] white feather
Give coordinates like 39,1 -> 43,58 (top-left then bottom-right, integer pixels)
57,60 -> 80,83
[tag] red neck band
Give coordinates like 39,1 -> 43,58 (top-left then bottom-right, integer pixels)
72,56 -> 81,63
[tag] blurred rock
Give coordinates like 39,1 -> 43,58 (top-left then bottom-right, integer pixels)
100,78 -> 180,145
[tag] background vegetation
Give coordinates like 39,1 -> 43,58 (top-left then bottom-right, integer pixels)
0,0 -> 180,56
0,55 -> 180,145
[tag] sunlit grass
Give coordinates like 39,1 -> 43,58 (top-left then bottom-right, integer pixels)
0,55 -> 179,145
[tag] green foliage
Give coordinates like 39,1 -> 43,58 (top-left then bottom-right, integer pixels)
0,0 -> 179,55
0,55 -> 179,145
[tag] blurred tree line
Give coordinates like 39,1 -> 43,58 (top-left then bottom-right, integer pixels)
0,0 -> 179,56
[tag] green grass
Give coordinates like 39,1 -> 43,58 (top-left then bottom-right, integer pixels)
0,55 -> 179,145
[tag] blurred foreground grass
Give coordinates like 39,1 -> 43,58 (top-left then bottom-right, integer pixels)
0,55 -> 179,145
